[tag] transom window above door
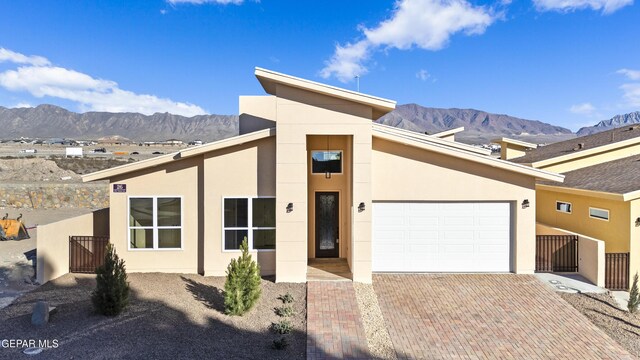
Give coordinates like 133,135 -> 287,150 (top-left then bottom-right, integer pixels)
223,197 -> 275,251
311,151 -> 342,174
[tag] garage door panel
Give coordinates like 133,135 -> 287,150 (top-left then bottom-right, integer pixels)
373,202 -> 511,273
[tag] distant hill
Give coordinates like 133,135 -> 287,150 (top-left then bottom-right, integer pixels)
0,104 -> 238,142
576,111 -> 640,136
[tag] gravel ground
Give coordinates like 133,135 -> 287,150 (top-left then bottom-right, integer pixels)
0,158 -> 81,182
0,273 -> 306,359
353,282 -> 396,360
561,292 -> 640,357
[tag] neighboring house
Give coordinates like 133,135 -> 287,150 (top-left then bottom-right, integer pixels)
37,68 -> 562,284
503,125 -> 640,288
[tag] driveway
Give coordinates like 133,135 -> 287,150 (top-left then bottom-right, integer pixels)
374,274 -> 634,360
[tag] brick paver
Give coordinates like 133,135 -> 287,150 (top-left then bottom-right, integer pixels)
306,282 -> 370,360
374,274 -> 635,360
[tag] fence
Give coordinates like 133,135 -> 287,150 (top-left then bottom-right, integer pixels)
69,236 -> 110,273
535,235 -> 579,272
605,253 -> 629,291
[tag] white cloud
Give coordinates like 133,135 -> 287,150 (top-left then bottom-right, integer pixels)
320,0 -> 497,82
569,102 -> 597,115
167,0 -> 244,5
0,48 -> 50,66
620,83 -> 640,107
416,69 -> 431,81
617,68 -> 640,81
533,0 -> 633,14
13,102 -> 33,108
0,48 -> 206,116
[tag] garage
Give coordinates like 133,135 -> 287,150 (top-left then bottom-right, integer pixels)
372,202 -> 512,272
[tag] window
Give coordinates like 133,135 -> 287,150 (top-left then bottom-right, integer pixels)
556,201 -> 572,213
129,197 -> 182,250
589,207 -> 609,221
311,151 -> 342,174
223,197 -> 275,250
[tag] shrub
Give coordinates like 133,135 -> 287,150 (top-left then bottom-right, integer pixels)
272,337 -> 289,350
628,272 -> 639,314
274,305 -> 294,317
92,244 -> 130,316
278,293 -> 294,304
272,319 -> 293,334
224,238 -> 262,316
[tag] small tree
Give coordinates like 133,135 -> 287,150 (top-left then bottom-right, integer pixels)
224,238 -> 261,316
92,243 -> 130,316
628,272 -> 639,314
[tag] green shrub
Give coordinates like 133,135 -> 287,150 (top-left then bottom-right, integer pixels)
274,305 -> 294,317
92,244 -> 130,316
272,337 -> 289,350
272,319 -> 293,334
224,238 -> 262,316
628,272 -> 639,314
278,293 -> 294,304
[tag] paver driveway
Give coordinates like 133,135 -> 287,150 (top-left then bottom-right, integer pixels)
374,274 -> 634,360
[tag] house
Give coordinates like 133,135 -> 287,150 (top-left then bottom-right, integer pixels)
504,125 -> 640,289
37,68 -> 563,284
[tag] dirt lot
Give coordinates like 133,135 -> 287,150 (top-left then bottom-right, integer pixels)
561,292 -> 640,357
0,273 -> 306,360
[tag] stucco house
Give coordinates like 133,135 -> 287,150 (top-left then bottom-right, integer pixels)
501,126 -> 640,289
37,68 -> 563,284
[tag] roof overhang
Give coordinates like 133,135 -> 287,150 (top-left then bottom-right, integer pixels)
536,184 -> 625,201
432,127 -> 464,139
531,136 -> 640,169
254,67 -> 396,119
492,137 -> 538,150
373,125 -> 564,182
83,128 -> 276,182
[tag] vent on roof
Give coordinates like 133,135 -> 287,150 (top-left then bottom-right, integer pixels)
573,143 -> 585,151
629,125 -> 639,131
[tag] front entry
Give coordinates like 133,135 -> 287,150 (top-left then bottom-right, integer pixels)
315,192 -> 339,258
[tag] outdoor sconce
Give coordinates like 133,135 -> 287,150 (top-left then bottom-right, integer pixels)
635,217 -> 640,227
286,203 -> 293,213
358,202 -> 366,212
521,199 -> 530,209
325,171 -> 331,179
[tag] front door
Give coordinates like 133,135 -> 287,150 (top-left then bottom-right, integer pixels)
315,192 -> 339,258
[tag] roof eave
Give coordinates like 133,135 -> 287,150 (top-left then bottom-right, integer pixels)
536,184 -> 624,201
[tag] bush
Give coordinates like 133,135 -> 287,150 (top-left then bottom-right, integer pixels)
272,319 -> 293,334
272,337 -> 289,350
274,305 -> 294,317
628,272 -> 639,314
224,238 -> 262,316
92,244 -> 130,316
278,293 -> 294,304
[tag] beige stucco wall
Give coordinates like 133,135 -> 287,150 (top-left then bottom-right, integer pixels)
536,223 -> 606,287
203,136 -> 277,276
371,137 -> 538,273
306,135 -> 352,262
536,188 -> 630,253
274,84 -> 374,283
629,199 -> 640,282
37,208 -> 110,284
500,146 -> 527,160
239,96 -> 276,135
537,142 -> 640,173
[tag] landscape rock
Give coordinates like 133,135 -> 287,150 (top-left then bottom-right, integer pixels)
31,300 -> 50,326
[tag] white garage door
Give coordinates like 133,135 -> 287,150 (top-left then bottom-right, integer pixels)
372,202 -> 511,272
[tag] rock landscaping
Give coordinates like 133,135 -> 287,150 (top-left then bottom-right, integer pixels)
354,282 -> 396,360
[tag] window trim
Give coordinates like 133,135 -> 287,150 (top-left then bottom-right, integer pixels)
127,196 -> 184,251
222,196 -> 276,252
310,150 -> 343,175
555,201 -> 573,214
589,207 -> 610,221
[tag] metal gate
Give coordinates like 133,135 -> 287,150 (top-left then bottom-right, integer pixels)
69,236 -> 109,273
535,235 -> 579,272
605,253 -> 629,291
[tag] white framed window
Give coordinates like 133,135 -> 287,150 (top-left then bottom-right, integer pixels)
128,196 -> 182,250
556,201 -> 572,214
311,150 -> 342,174
589,207 -> 609,221
223,197 -> 275,251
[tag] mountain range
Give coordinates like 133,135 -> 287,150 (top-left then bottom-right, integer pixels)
0,104 -> 638,144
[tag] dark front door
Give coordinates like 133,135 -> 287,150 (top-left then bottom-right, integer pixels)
315,192 -> 339,258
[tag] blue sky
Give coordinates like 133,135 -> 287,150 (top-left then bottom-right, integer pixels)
0,0 -> 638,131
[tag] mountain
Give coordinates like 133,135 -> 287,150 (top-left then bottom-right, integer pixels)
0,104 -> 238,142
576,111 -> 640,136
377,104 -> 574,144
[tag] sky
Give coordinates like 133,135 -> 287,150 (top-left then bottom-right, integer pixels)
0,0 -> 638,131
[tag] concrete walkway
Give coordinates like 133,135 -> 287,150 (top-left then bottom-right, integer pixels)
306,282 -> 370,360
534,273 -> 608,293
